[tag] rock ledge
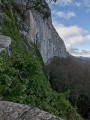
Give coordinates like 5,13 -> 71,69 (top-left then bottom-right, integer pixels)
0,101 -> 62,120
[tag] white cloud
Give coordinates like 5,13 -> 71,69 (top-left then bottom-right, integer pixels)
83,0 -> 90,7
56,0 -> 72,6
82,0 -> 90,12
75,2 -> 81,7
53,0 -> 81,7
53,21 -> 90,56
49,0 -> 90,9
56,11 -> 76,19
69,48 -> 90,57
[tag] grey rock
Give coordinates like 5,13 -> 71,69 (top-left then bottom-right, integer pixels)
12,0 -> 28,5
0,0 -> 2,7
0,101 -> 62,120
13,0 -> 69,64
26,10 -> 68,63
20,30 -> 28,38
0,13 -> 6,23
0,13 -> 5,19
0,35 -> 11,52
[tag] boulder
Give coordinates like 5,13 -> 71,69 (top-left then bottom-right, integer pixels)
0,35 -> 11,52
0,101 -> 62,120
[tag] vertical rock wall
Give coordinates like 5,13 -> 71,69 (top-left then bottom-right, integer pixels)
26,11 -> 68,63
13,0 -> 68,63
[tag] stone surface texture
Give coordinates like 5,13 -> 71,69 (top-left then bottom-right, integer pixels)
13,0 -> 68,63
0,35 -> 11,52
0,101 -> 62,120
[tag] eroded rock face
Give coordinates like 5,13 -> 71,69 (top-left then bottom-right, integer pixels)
12,0 -> 68,63
31,11 -> 68,63
0,35 -> 11,53
0,101 -> 62,120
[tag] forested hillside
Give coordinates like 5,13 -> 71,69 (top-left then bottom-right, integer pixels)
47,56 -> 90,119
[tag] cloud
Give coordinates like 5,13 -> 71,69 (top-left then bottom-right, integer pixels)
55,11 -> 76,19
56,0 -> 90,7
53,21 -> 90,56
56,0 -> 72,6
49,0 -> 90,10
53,0 -> 82,7
75,2 -> 81,7
68,48 -> 90,57
82,0 -> 90,12
83,0 -> 90,7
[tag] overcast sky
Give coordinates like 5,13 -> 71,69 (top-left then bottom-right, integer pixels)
48,0 -> 90,57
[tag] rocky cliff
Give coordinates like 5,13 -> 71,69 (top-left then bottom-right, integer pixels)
0,1 -> 83,120
12,0 -> 68,63
0,101 -> 62,120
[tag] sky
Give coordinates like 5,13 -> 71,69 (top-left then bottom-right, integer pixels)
48,0 -> 90,57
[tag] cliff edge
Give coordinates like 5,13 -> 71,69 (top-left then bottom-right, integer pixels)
0,101 -> 62,120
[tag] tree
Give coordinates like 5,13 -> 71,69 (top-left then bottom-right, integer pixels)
47,57 -> 90,119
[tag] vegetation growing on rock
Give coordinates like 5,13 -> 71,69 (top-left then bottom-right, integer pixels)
0,0 -> 83,120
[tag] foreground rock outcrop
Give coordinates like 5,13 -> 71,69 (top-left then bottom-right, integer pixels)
0,101 -> 62,120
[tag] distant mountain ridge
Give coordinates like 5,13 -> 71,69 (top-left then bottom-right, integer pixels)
72,56 -> 90,63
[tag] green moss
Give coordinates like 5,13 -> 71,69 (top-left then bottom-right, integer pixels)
0,2 -> 83,120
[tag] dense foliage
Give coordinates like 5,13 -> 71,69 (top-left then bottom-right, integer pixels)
47,57 -> 90,119
0,1 -> 82,120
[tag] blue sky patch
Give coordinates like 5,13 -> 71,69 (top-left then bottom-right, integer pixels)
48,0 -> 90,57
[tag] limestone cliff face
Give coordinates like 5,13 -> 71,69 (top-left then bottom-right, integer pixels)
13,0 -> 68,63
